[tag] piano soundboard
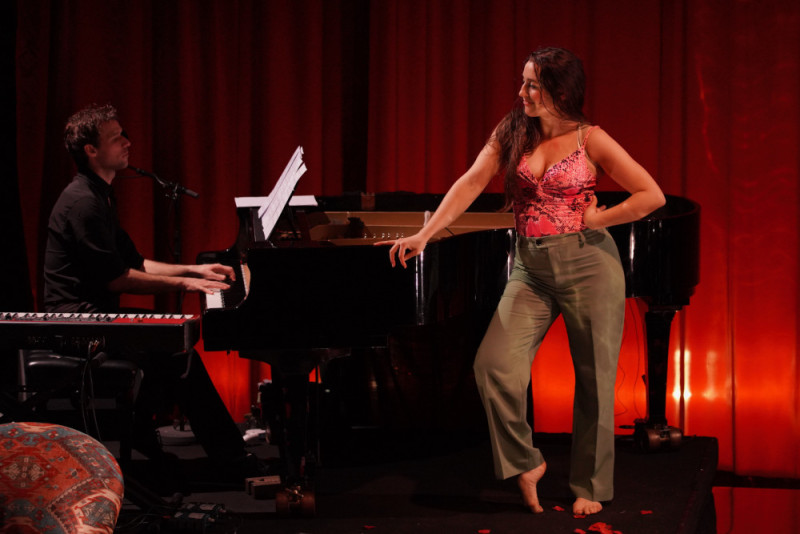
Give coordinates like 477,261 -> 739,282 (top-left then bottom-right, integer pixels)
0,312 -> 200,354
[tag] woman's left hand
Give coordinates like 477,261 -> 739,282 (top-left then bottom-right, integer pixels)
583,195 -> 607,229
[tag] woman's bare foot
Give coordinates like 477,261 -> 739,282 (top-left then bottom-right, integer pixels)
573,497 -> 603,515
517,462 -> 547,513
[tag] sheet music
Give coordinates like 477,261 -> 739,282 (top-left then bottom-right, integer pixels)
235,195 -> 317,209
238,146 -> 307,240
235,197 -> 268,208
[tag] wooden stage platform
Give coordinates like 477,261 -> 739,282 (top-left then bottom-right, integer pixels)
119,429 -> 718,534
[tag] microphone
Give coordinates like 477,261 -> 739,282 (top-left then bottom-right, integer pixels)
127,165 -> 200,199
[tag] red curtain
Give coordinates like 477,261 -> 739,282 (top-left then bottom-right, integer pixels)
14,0 -> 800,478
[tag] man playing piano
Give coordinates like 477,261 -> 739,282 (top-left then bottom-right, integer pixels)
43,103 -> 256,481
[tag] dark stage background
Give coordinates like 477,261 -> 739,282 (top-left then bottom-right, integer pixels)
4,0 -> 800,480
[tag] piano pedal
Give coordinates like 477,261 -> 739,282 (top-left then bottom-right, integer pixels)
245,475 -> 282,499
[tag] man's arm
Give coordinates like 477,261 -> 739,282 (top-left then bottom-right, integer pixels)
142,259 -> 235,281
107,260 -> 233,295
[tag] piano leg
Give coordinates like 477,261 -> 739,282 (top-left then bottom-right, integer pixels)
634,308 -> 684,451
258,367 -> 317,516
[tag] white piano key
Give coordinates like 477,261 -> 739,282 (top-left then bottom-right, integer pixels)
205,290 -> 224,309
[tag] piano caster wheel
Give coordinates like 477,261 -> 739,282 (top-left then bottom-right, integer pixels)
275,489 -> 289,515
646,428 -> 662,451
300,489 -> 316,516
634,421 -> 683,452
275,484 -> 316,517
668,427 -> 683,449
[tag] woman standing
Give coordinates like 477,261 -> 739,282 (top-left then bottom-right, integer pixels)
379,47 -> 665,515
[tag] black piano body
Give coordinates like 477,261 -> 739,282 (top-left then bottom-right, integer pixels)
605,192 -> 700,308
199,193 -> 514,353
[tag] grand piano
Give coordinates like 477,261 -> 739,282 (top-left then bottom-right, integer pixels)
200,193 -> 514,352
198,191 -> 699,512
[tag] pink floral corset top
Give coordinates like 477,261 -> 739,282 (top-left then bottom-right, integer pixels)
512,125 -> 599,237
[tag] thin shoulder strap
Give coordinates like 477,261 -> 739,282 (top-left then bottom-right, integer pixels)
579,125 -> 599,149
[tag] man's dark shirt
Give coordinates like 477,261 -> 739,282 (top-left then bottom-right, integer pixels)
44,170 -> 144,313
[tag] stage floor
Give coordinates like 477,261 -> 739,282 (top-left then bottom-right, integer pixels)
118,430 -> 718,534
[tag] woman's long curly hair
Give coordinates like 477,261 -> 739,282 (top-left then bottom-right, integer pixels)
492,47 -> 587,206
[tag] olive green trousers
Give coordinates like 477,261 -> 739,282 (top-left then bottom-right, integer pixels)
473,228 -> 625,502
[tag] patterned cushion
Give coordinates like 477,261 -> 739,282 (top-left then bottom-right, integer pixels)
0,422 -> 124,534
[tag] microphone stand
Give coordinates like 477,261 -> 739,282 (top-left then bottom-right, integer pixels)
127,166 -> 199,313
128,165 -> 200,201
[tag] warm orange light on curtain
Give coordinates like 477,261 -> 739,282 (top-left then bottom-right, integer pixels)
363,0 -> 800,478
14,0 -> 800,478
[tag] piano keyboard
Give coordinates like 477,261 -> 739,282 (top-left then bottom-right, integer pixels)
205,263 -> 249,310
0,312 -> 193,323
